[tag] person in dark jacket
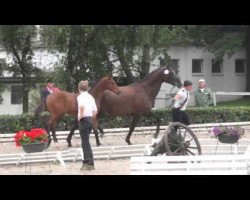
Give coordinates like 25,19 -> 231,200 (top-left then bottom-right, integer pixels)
40,82 -> 53,100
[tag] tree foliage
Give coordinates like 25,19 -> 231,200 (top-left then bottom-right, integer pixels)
0,25 -> 40,113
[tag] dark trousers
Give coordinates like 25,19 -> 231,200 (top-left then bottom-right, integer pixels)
172,109 -> 190,126
79,117 -> 94,165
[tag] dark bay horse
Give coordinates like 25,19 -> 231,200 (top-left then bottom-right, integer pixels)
96,67 -> 182,145
35,76 -> 121,148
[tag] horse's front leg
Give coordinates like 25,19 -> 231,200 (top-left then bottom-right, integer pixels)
153,116 -> 161,138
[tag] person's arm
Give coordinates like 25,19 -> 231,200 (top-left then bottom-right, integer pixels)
207,88 -> 214,105
92,98 -> 98,118
174,94 -> 182,101
78,106 -> 84,122
194,91 -> 200,106
77,97 -> 85,122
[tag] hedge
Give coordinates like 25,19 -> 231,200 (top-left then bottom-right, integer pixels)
1,106 -> 250,133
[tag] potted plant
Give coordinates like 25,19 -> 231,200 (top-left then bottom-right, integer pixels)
14,128 -> 48,153
209,125 -> 245,144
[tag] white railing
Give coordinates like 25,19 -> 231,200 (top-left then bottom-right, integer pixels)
213,92 -> 250,106
1,138 -> 250,167
130,154 -> 250,175
1,121 -> 250,143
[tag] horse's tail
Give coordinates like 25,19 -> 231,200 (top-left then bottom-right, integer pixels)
34,98 -> 47,119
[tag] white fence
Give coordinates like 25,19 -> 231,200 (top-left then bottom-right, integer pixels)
130,154 -> 250,175
1,121 -> 250,143
213,92 -> 250,106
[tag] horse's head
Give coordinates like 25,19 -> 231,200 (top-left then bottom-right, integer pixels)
161,67 -> 182,88
100,75 -> 121,95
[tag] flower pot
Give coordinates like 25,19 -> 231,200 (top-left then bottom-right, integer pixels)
22,142 -> 47,153
218,133 -> 239,144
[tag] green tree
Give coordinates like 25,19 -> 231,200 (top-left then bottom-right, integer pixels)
40,25 -> 110,92
99,25 -> 188,83
0,25 -> 40,113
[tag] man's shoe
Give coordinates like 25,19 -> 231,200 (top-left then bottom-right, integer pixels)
80,164 -> 95,171
86,164 -> 95,170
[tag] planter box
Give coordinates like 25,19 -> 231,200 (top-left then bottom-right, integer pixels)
218,134 -> 239,144
22,142 -> 47,153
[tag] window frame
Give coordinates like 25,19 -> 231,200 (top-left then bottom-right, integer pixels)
211,59 -> 223,76
169,59 -> 180,75
235,59 -> 246,75
11,85 -> 23,105
192,59 -> 204,76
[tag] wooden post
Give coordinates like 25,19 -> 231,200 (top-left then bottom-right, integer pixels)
213,92 -> 217,106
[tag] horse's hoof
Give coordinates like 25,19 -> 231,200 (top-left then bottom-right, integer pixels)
97,143 -> 101,147
68,144 -> 73,148
126,140 -> 132,145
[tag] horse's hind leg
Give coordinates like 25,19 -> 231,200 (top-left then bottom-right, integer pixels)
51,126 -> 57,143
45,121 -> 52,149
93,128 -> 101,147
92,113 -> 101,146
98,126 -> 104,138
125,115 -> 141,145
67,123 -> 79,147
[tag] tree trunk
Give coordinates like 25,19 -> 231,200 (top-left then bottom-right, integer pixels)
66,26 -> 77,93
116,46 -> 135,84
245,25 -> 250,93
140,45 -> 151,79
22,76 -> 29,113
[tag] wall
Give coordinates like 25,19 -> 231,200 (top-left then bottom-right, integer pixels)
0,84 -> 23,115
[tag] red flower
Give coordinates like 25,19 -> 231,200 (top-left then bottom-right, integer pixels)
14,128 -> 48,147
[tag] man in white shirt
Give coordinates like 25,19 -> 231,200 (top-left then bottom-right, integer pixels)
172,80 -> 192,126
77,80 -> 97,171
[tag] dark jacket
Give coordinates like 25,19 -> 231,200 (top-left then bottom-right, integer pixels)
41,87 -> 51,99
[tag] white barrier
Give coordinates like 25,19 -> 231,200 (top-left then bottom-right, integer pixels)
0,144 -> 149,166
213,92 -> 250,106
1,121 -> 250,143
130,154 -> 250,175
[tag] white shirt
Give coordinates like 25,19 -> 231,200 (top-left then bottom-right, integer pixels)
200,88 -> 205,93
173,88 -> 190,111
77,91 -> 97,119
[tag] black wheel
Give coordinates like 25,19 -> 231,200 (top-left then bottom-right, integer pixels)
151,122 -> 202,156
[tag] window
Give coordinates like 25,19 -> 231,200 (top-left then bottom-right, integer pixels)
212,59 -> 223,75
169,59 -> 180,74
192,59 -> 203,75
0,58 -> 6,66
11,85 -> 23,104
235,59 -> 246,74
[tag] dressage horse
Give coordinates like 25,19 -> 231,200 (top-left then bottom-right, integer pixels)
97,67 -> 182,145
35,75 -> 120,148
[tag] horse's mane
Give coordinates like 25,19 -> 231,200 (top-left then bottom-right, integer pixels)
89,76 -> 109,92
89,79 -> 100,92
131,67 -> 167,85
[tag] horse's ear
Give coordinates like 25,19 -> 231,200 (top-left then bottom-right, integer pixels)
108,74 -> 112,79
